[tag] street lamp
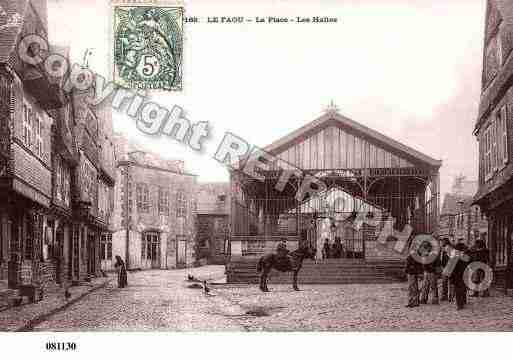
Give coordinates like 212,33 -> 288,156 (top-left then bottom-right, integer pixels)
121,150 -> 145,270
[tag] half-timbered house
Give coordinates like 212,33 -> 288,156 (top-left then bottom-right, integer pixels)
0,0 -> 67,304
473,0 -> 513,292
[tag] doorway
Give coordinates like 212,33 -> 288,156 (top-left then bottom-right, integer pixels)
142,232 -> 161,269
87,230 -> 96,277
176,235 -> 187,268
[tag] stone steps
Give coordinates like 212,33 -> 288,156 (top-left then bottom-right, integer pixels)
226,259 -> 406,284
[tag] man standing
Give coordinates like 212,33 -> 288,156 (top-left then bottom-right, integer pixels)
440,239 -> 452,301
450,241 -> 469,310
405,250 -> 423,308
332,237 -> 343,259
419,241 -> 441,305
322,238 -> 330,259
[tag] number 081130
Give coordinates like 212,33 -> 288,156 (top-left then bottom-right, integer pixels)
45,342 -> 77,351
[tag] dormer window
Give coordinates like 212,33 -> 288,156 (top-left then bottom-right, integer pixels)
484,35 -> 500,86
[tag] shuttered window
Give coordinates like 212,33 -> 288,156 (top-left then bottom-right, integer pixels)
158,187 -> 169,215
136,183 -> 150,213
176,190 -> 186,218
501,105 -> 509,164
100,233 -> 112,261
483,105 -> 510,181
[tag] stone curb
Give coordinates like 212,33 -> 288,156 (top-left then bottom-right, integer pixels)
15,278 -> 113,332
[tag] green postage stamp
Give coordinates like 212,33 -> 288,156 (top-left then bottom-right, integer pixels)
113,4 -> 183,91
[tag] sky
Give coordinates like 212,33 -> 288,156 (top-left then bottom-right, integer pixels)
47,0 -> 486,197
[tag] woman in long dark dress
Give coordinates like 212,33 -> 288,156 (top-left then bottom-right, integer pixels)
114,255 -> 128,288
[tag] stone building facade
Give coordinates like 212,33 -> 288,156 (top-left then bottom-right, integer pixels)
108,137 -> 196,271
195,183 -> 230,265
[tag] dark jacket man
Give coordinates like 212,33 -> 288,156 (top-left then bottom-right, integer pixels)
450,242 -> 469,310
276,241 -> 289,258
405,254 -> 423,275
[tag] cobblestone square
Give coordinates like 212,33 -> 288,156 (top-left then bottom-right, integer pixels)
26,267 -> 513,332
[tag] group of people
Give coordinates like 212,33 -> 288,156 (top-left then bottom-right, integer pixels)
405,237 -> 490,310
322,237 -> 345,259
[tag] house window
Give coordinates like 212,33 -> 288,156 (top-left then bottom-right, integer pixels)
492,120 -> 498,170
35,114 -> 43,157
495,217 -> 508,266
100,233 -> 112,261
81,159 -> 96,203
63,164 -> 71,206
22,102 -> 32,148
55,157 -> 62,202
158,187 -> 169,215
136,183 -> 150,213
482,106 -> 509,182
141,232 -> 159,260
176,190 -> 186,218
21,100 -> 45,158
500,105 -> 508,164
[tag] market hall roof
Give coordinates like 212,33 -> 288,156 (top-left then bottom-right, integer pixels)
259,111 -> 442,170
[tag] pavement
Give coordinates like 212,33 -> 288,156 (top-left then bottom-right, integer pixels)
0,276 -> 112,332
6,266 -> 513,331
32,265 -> 244,331
213,282 -> 513,331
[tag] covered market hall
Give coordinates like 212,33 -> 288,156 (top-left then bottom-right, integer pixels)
227,108 -> 442,266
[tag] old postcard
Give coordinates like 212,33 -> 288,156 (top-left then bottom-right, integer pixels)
0,0 -> 510,357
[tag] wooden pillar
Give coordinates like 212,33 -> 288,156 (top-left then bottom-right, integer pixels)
62,223 -> 70,287
506,215 -> 512,291
0,213 -> 9,278
489,213 -> 496,270
81,224 -> 87,281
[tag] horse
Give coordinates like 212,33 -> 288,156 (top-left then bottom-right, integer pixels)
256,245 -> 316,292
